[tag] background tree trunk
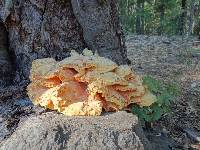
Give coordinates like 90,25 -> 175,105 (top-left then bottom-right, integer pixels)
141,2 -> 144,34
158,5 -> 165,35
187,2 -> 195,35
136,0 -> 142,34
179,0 -> 187,35
0,0 -> 129,87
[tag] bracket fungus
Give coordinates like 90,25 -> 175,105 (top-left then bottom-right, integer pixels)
27,49 -> 157,116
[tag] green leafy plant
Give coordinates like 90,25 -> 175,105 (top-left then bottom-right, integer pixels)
131,75 -> 180,124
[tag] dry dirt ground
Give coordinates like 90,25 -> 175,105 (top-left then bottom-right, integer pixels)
126,35 -> 200,150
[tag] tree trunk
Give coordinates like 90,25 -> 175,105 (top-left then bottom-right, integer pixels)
158,5 -> 165,35
141,2 -> 144,34
179,0 -> 187,35
187,2 -> 195,35
0,0 -> 129,87
136,0 -> 142,34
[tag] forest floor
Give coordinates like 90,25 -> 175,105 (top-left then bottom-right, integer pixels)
126,35 -> 200,150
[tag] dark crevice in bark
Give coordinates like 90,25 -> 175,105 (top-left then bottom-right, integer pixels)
40,0 -> 48,37
0,20 -> 14,87
39,0 -> 49,54
41,0 -> 48,23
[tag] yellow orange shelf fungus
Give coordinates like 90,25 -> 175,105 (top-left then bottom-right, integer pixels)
27,49 -> 156,116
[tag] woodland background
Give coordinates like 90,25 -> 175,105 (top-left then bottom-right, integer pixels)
118,0 -> 200,36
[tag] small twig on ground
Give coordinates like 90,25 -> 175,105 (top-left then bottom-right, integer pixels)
182,127 -> 200,142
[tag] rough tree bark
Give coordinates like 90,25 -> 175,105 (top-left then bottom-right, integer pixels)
0,0 -> 129,88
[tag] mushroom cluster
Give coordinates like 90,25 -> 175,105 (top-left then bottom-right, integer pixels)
27,49 -> 156,116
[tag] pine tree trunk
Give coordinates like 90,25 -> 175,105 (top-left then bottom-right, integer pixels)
158,5 -> 165,35
179,0 -> 187,35
141,2 -> 144,34
136,0 -> 142,34
187,2 -> 195,35
0,0 -> 129,87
